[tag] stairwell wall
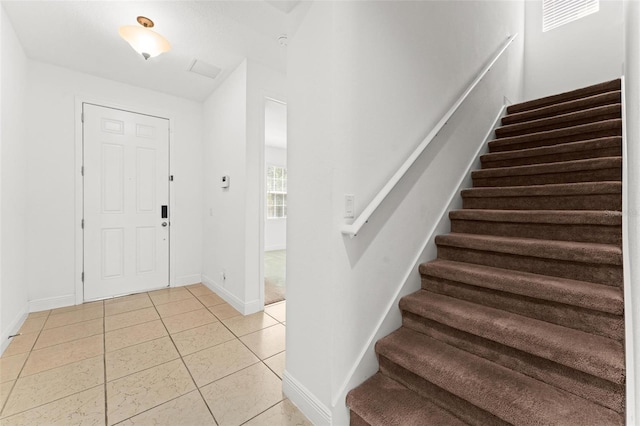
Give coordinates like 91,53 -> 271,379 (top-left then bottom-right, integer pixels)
623,0 -> 640,422
0,5 -> 29,354
285,1 -> 525,423
523,0 -> 624,100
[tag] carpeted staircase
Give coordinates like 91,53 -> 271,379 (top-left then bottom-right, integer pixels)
346,79 -> 625,425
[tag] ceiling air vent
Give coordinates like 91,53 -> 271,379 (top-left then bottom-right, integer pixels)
542,0 -> 599,32
188,59 -> 222,80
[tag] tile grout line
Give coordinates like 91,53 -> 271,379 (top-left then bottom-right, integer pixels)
148,287 -> 221,426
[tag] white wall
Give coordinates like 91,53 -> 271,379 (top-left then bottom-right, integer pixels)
265,146 -> 287,251
624,0 -> 640,423
285,1 -> 525,424
524,0 -> 624,100
202,60 -> 249,311
24,61 -> 203,310
0,5 -> 29,353
201,59 -> 286,314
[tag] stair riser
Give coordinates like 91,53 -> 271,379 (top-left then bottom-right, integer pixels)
462,193 -> 622,211
401,313 -> 625,414
472,167 -> 621,187
502,92 -> 622,125
437,246 -> 622,286
507,80 -> 621,114
349,412 -> 370,426
481,146 -> 621,168
450,219 -> 622,246
378,355 -> 508,426
421,276 -> 624,341
496,111 -> 621,139
490,128 -> 621,153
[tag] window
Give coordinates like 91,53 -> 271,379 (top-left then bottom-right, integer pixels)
542,0 -> 599,32
266,165 -> 287,219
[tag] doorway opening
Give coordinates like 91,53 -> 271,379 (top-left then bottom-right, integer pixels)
263,99 -> 287,306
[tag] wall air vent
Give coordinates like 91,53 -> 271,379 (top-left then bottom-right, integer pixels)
542,0 -> 599,32
188,59 -> 222,80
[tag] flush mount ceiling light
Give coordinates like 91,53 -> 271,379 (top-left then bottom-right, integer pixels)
119,16 -> 171,60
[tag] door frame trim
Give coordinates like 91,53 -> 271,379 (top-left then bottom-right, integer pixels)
74,96 -> 175,304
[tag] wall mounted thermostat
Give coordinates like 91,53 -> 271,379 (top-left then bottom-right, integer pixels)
221,175 -> 230,188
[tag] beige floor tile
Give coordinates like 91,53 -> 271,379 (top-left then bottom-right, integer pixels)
34,318 -> 103,350
148,288 -> 193,306
105,319 -> 167,352
200,362 -> 283,426
49,301 -> 103,316
104,292 -> 150,305
0,385 -> 104,426
183,339 -> 259,387
106,337 -> 179,381
18,317 -> 46,334
265,302 -> 286,323
104,307 -> 159,332
22,334 -> 104,377
105,297 -> 153,316
185,283 -> 210,296
161,309 -> 217,334
240,324 -> 286,360
118,390 -> 214,426
44,306 -> 103,329
208,303 -> 242,321
1,356 -> 103,418
244,399 -> 312,426
0,354 -> 27,384
264,351 -> 286,379
172,322 -> 235,356
2,333 -> 38,357
106,359 -> 195,425
155,298 -> 203,318
196,293 -> 225,307
27,310 -> 50,319
222,312 -> 278,337
0,381 -> 14,410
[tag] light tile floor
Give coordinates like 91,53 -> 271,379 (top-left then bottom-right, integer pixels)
0,284 -> 310,426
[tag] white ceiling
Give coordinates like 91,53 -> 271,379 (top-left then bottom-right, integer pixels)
1,0 -> 302,102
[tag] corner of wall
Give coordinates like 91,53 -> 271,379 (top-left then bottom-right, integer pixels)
283,371 -> 332,426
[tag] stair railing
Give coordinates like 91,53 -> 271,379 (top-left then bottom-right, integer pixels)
341,33 -> 519,238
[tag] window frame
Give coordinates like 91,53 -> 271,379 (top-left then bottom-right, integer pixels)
266,164 -> 287,220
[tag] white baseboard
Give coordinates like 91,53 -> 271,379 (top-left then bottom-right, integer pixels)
265,245 -> 286,252
1,303 -> 29,356
29,294 -> 76,313
283,371 -> 331,426
174,274 -> 202,287
201,275 -> 261,315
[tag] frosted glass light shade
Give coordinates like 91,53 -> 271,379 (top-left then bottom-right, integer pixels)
118,25 -> 171,60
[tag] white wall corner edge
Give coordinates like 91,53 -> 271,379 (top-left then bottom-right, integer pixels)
283,371 -> 332,426
174,274 -> 203,287
201,275 -> 262,315
29,294 -> 77,313
0,303 -> 29,356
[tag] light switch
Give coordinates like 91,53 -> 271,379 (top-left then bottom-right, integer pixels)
344,194 -> 355,219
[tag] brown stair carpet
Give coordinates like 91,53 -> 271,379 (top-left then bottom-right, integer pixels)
346,79 -> 625,425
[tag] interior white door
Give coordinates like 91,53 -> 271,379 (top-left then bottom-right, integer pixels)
83,103 -> 169,300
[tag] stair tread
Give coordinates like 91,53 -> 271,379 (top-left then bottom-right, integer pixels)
378,328 -> 623,425
502,91 -> 622,126
400,291 -> 624,383
435,232 -> 621,265
489,119 -> 621,151
419,259 -> 623,314
496,104 -> 621,138
347,373 -> 466,426
507,79 -> 621,114
481,136 -> 621,163
449,209 -> 622,225
473,156 -> 621,178
462,181 -> 621,198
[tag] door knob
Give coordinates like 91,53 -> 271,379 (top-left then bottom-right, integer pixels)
162,222 -> 168,227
